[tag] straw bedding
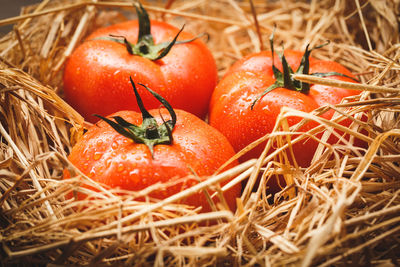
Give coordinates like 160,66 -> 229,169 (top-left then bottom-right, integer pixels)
0,0 -> 399,266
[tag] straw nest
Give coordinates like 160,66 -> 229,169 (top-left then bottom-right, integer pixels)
1,0 -> 399,266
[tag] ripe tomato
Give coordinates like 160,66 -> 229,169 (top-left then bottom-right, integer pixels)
63,4 -> 217,123
65,80 -> 240,212
209,40 -> 362,168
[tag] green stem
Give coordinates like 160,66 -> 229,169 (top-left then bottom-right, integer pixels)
251,31 -> 358,109
94,1 -> 207,61
94,77 -> 176,158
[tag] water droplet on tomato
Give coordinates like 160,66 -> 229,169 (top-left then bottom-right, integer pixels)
93,152 -> 102,160
129,169 -> 139,176
105,159 -> 112,168
111,142 -> 118,149
190,141 -> 198,146
117,164 -> 124,172
244,96 -> 253,103
121,154 -> 127,160
262,105 -> 271,112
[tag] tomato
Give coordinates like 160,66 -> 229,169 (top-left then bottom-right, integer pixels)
209,40 -> 362,169
65,80 -> 240,212
63,4 -> 217,123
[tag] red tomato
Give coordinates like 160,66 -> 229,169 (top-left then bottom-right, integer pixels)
209,44 -> 362,168
63,5 -> 217,123
65,81 -> 240,212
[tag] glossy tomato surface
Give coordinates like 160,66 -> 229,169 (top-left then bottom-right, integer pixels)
65,109 -> 240,212
63,20 -> 218,123
209,50 -> 362,167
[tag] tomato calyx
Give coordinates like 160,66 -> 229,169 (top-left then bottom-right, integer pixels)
250,32 -> 358,109
96,2 -> 207,61
95,77 -> 177,157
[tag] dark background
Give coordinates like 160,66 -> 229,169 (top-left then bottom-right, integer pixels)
0,0 -> 42,35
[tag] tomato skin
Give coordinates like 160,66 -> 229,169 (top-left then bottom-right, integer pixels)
209,50 -> 362,167
63,20 -> 218,123
65,109 -> 240,212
